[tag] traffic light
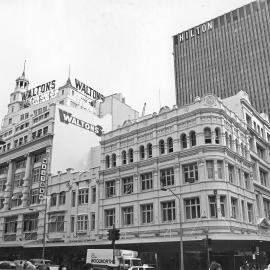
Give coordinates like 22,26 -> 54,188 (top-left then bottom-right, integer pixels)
114,229 -> 120,240
107,228 -> 120,241
107,229 -> 114,241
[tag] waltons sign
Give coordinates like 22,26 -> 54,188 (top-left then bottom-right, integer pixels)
175,21 -> 213,43
59,108 -> 103,136
75,78 -> 105,102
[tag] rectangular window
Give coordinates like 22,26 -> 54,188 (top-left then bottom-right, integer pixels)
33,152 -> 46,163
257,144 -> 265,159
206,161 -> 214,179
260,169 -> 267,186
59,192 -> 66,205
32,168 -> 41,183
72,191 -> 76,207
241,200 -> 245,221
160,168 -> 174,187
105,180 -> 116,198
4,216 -> 18,234
228,164 -> 234,183
185,198 -> 200,220
15,159 -> 26,169
183,163 -> 198,183
50,194 -> 57,206
141,204 -> 153,224
217,161 -> 223,179
231,197 -> 238,219
78,189 -> 89,205
122,176 -> 133,195
161,201 -> 175,222
91,213 -> 95,230
91,187 -> 96,203
263,199 -> 270,220
220,196 -> 226,217
48,213 -> 65,232
23,213 -> 38,232
0,198 -> 4,209
141,172 -> 153,191
105,209 -> 115,228
11,194 -> 22,208
244,172 -> 250,190
0,178 -> 7,191
209,196 -> 217,218
247,203 -> 253,223
30,189 -> 40,205
77,215 -> 88,232
122,206 -> 134,226
70,216 -> 74,233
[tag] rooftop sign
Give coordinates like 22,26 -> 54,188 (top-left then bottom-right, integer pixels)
75,78 -> 105,102
176,21 -> 213,44
22,80 -> 56,106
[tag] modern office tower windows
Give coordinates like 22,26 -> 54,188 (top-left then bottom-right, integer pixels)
161,201 -> 175,222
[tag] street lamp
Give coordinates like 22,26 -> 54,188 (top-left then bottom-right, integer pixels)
161,187 -> 184,270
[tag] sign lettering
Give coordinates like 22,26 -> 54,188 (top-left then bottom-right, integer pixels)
22,80 -> 56,106
59,108 -> 103,136
75,78 -> 105,102
39,158 -> 48,200
176,21 -> 213,44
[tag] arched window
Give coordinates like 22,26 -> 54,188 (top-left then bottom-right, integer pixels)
105,155 -> 110,168
215,128 -> 220,144
139,145 -> 145,160
128,149 -> 134,163
181,134 -> 187,149
167,137 -> 173,153
204,128 -> 212,143
122,151 -> 127,165
147,143 -> 152,158
159,139 -> 165,154
111,153 -> 116,167
190,131 -> 196,147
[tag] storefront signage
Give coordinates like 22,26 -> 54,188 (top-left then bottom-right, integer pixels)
177,21 -> 213,43
59,108 -> 103,136
75,78 -> 105,102
22,80 -> 56,106
39,158 -> 48,200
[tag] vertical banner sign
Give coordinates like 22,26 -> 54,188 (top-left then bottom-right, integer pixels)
39,158 -> 48,200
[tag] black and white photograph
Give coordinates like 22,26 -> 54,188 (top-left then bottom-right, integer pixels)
0,0 -> 270,269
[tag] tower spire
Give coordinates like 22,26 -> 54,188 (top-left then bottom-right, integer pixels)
66,64 -> 71,85
22,60 -> 26,77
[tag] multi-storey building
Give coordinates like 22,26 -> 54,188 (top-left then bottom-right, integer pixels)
173,0 -> 270,117
0,69 -> 138,261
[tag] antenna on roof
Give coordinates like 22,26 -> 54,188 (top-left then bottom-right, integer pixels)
141,102 -> 146,117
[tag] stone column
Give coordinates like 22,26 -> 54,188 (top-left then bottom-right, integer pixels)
3,160 -> 13,211
22,153 -> 32,207
16,214 -> 24,241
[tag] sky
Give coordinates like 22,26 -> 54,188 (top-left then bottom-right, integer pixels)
0,0 -> 252,124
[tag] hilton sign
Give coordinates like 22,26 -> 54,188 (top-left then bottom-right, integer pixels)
176,21 -> 213,43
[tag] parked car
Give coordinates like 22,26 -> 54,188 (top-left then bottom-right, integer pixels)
29,260 -> 59,270
0,261 -> 16,270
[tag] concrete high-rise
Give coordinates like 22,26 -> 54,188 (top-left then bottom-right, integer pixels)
173,0 -> 270,117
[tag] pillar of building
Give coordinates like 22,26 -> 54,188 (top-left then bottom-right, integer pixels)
3,160 -> 13,211
22,153 -> 32,207
16,214 -> 24,241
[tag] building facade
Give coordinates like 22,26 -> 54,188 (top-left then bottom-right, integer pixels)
173,0 -> 270,117
0,70 -> 138,263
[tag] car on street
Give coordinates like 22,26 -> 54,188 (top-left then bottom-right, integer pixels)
0,261 -> 16,270
29,259 -> 59,270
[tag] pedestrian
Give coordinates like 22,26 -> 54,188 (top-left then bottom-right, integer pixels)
209,261 -> 222,270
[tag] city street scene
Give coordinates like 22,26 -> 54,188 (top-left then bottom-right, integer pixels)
0,0 -> 270,269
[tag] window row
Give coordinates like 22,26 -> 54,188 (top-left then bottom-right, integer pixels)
70,213 -> 96,233
104,196 -> 254,227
